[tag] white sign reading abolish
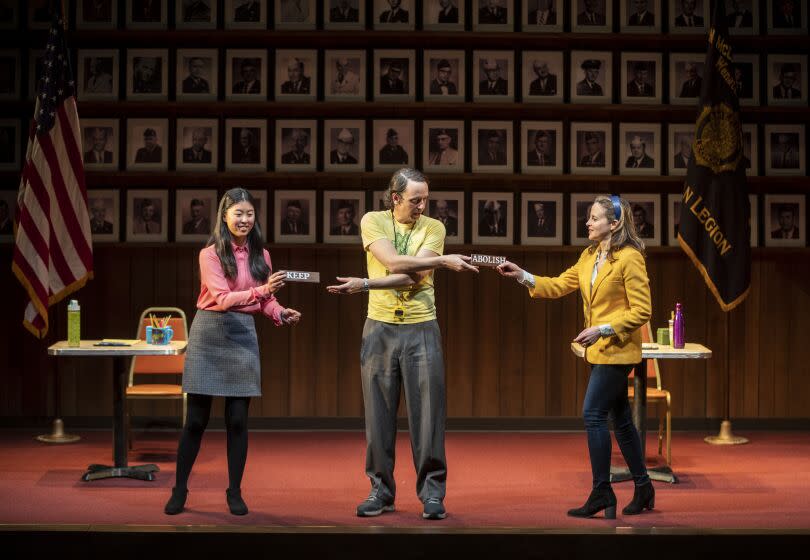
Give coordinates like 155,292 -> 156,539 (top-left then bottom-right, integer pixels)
283,271 -> 321,283
470,254 -> 506,267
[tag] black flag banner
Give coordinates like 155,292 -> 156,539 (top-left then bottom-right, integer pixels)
677,0 -> 750,312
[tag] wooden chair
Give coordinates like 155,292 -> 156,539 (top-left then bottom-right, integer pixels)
628,323 -> 672,466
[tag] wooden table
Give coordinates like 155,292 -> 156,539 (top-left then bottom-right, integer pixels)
571,342 -> 712,484
47,340 -> 187,481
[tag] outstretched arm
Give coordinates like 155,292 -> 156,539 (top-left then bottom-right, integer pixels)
367,238 -> 478,274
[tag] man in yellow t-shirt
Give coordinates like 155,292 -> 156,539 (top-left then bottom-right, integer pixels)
328,168 -> 478,520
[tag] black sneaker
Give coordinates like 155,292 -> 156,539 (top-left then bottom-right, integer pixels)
422,497 -> 447,520
356,495 -> 395,517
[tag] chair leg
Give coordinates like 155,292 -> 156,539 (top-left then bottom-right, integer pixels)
666,407 -> 672,467
658,402 -> 664,456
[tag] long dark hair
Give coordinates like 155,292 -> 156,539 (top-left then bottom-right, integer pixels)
587,195 -> 646,261
209,188 -> 270,282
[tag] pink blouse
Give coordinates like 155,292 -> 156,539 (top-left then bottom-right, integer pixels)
196,243 -> 286,326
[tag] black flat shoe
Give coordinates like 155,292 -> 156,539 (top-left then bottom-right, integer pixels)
567,487 -> 617,519
622,482 -> 655,515
164,487 -> 188,515
226,488 -> 249,516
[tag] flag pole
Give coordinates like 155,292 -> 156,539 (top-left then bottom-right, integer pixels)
705,307 -> 747,445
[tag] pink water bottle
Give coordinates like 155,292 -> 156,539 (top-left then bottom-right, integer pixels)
673,302 -> 685,349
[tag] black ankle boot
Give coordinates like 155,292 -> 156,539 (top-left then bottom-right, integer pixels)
226,488 -> 248,515
622,482 -> 655,515
567,487 -> 617,519
164,487 -> 188,515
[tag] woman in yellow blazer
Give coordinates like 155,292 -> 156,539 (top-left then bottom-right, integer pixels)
498,195 -> 654,519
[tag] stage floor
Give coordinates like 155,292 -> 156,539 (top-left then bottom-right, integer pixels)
1,430 -> 809,529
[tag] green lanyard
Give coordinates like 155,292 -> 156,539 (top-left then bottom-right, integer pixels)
391,211 -> 416,256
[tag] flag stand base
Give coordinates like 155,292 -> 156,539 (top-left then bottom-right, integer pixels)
36,418 -> 81,444
704,420 -> 749,445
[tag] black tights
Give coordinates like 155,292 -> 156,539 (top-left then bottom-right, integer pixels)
174,393 -> 251,491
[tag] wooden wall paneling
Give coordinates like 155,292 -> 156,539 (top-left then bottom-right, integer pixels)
785,258 -> 810,417
680,260 -> 709,418
558,274 -> 583,417
704,282 -> 729,419
335,249 -> 366,417
443,266 -> 475,417
261,248 -> 292,418
521,250 -> 548,417
498,256 -> 525,417
287,249 -> 317,417
472,261 -> 500,417
542,251 -> 570,417
758,255 -> 783,418
314,248 -> 340,416
770,258 -> 794,418
741,259 -> 761,418
654,253 -> 686,418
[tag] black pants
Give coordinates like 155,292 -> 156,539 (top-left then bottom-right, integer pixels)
174,393 -> 251,491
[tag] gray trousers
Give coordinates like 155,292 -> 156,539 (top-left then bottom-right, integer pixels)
360,318 -> 447,504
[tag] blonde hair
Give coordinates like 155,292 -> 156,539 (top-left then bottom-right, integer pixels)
587,195 -> 646,260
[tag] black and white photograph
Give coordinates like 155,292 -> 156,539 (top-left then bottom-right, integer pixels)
276,119 -> 318,172
373,120 -> 414,171
767,0 -> 807,35
571,0 -> 612,33
764,124 -> 805,176
667,193 -> 681,246
225,0 -> 266,28
373,190 -> 387,211
324,119 -> 365,172
570,51 -> 612,104
176,0 -> 216,28
423,0 -> 465,30
521,192 -> 562,246
250,189 -> 268,241
0,50 -> 19,100
374,0 -> 415,30
126,0 -> 168,29
324,0 -> 364,29
733,54 -> 759,106
423,121 -> 465,174
472,192 -> 513,245
78,50 -> 118,101
324,191 -> 365,243
764,194 -> 805,247
767,54 -> 807,106
176,49 -> 218,101
27,0 -> 51,28
127,49 -> 168,100
621,53 -> 662,104
176,119 -> 218,172
374,50 -> 415,101
522,51 -> 563,103
668,124 -> 694,176
669,53 -> 705,105
521,121 -> 563,175
472,121 -> 513,173
0,0 -> 17,30
77,0 -> 117,29
0,189 -> 14,242
570,122 -> 612,175
620,0 -> 660,33
473,51 -> 514,102
619,123 -> 660,176
523,0 -> 563,32
427,191 -> 464,244
126,189 -> 168,242
81,119 -> 118,171
0,119 -> 20,171
274,190 -> 316,243
226,118 -> 267,171
175,189 -> 217,242
570,193 -> 599,244
325,50 -> 365,101
669,0 -> 708,34
87,189 -> 119,242
742,123 -> 758,176
473,0 -> 513,31
276,50 -> 317,101
276,0 -> 316,29
28,49 -> 45,102
126,118 -> 168,171
423,51 -> 465,102
620,193 -> 660,245
226,49 -> 267,100
726,0 -> 757,35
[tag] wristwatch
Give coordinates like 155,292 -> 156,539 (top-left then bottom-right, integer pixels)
362,278 -> 369,292
598,324 -> 613,337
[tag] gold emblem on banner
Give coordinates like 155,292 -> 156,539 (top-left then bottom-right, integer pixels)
693,103 -> 743,174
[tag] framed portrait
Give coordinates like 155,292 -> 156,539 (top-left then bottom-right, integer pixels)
176,118 -> 218,172
226,49 -> 267,100
733,54 -> 759,106
251,188 -> 268,241
0,189 -> 17,242
472,192 -> 513,245
77,49 -> 118,101
620,52 -> 662,104
226,118 -> 267,172
225,0 -> 267,29
176,49 -> 218,101
471,120 -> 513,174
618,123 -> 661,176
473,50 -> 514,102
522,51 -> 563,103
668,123 -> 694,176
76,0 -> 118,29
423,120 -> 465,174
275,119 -> 318,172
764,124 -> 805,176
427,191 -> 465,244
521,192 -> 562,246
175,189 -> 217,242
423,50 -> 465,102
27,0 -> 50,29
620,193 -> 660,245
275,0 -> 316,29
767,0 -> 807,35
126,118 -> 168,171
521,121 -> 563,175
373,120 -> 414,171
323,190 -> 365,244
275,50 -> 318,102
126,189 -> 168,242
324,119 -> 365,172
28,49 -> 45,101
373,189 -> 387,211
374,50 -> 416,101
523,0 -> 563,32
571,0 -> 613,33
473,0 -> 514,31
726,0 -> 758,35
423,0 -> 465,30
324,50 -> 366,102
274,190 -> 316,243
80,118 -> 119,171
324,0 -> 364,29
742,123 -> 758,176
764,194 -> 805,247
0,118 -> 20,171
766,54 -> 807,106
126,0 -> 168,29
668,53 -> 704,105
374,0 -> 415,30
0,50 -> 20,100
126,49 -> 168,100
619,0 -> 660,33
570,51 -> 612,104
570,193 -> 600,245
570,122 -> 612,175
669,0 -> 708,34
176,0 -> 216,28
0,0 -> 18,30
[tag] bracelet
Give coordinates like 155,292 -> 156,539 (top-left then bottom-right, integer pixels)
362,278 -> 369,292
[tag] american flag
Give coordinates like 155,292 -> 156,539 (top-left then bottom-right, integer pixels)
12,11 -> 93,338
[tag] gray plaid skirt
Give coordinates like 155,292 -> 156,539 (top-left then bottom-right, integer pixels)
182,309 -> 262,397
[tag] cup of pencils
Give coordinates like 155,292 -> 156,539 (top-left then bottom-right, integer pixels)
146,314 -> 174,345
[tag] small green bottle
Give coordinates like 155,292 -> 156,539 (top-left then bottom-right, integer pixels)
67,299 -> 81,347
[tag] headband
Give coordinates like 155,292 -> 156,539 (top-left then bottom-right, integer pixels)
610,195 -> 622,221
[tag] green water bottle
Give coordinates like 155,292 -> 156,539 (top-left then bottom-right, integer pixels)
67,299 -> 81,347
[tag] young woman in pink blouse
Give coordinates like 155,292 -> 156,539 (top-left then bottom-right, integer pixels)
165,188 -> 301,516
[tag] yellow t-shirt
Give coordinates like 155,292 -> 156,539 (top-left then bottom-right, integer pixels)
361,210 -> 445,324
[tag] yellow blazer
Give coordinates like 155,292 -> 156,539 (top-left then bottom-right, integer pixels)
530,246 -> 651,365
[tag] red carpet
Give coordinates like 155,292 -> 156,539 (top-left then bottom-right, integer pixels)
1,430 -> 809,529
